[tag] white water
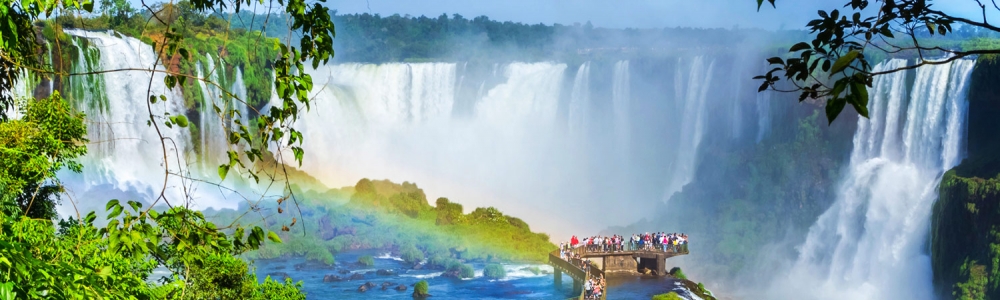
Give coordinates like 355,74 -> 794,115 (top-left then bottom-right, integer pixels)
755,89 -> 772,143
58,30 -> 242,214
773,58 -> 975,299
663,56 -> 715,200
568,62 -> 591,136
36,31 -> 738,236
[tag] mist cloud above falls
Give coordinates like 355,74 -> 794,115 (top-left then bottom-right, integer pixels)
327,0 -> 986,29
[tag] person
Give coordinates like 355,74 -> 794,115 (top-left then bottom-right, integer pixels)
585,278 -> 593,298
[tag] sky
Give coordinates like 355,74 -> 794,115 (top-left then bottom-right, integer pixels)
324,0 -> 995,30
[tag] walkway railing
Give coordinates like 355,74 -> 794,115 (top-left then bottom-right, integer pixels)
548,250 -> 606,300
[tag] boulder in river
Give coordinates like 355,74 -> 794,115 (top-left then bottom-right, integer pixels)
323,274 -> 343,282
365,282 -> 378,289
395,284 -> 407,291
338,269 -> 351,274
376,269 -> 396,276
348,273 -> 365,280
412,263 -> 424,270
357,284 -> 368,292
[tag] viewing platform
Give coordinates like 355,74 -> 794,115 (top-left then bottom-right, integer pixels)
547,246 -> 688,299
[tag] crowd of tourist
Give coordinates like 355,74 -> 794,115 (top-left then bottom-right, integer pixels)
584,274 -> 605,299
560,232 -> 689,254
552,232 -> 688,299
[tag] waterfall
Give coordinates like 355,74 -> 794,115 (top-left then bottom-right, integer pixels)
756,89 -> 772,143
612,60 -> 631,156
775,58 -> 975,300
568,62 -> 591,135
663,56 -> 715,200
58,30 -> 234,212
195,54 -> 253,172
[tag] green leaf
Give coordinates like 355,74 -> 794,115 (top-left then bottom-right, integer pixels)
97,266 -> 112,277
218,164 -> 230,180
267,231 -> 282,243
831,50 -> 860,74
850,82 -> 870,118
789,42 -> 811,52
170,115 -> 189,128
105,199 -> 121,212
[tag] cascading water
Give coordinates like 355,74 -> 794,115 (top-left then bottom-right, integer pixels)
58,30 -> 238,214
612,60 -> 631,160
773,58 -> 975,300
663,56 -> 715,201
196,54 -> 248,170
568,62 -> 591,136
756,89 -> 772,143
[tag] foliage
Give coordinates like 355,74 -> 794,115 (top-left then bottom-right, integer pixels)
219,179 -> 555,266
0,92 -> 86,218
652,292 -> 684,300
669,267 -> 687,280
483,263 -> 506,280
446,261 -> 475,279
358,255 -> 375,267
0,0 -> 336,296
955,259 -> 988,300
413,280 -> 429,296
758,0 -> 1000,123
400,245 -> 426,265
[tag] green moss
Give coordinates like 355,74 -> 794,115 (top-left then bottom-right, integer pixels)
669,267 -> 687,280
651,292 -> 684,300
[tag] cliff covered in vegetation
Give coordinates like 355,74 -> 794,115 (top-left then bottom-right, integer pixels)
932,58 -> 1000,300
206,178 -> 556,269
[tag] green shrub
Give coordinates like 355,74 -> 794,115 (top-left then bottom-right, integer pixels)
651,292 -> 684,300
483,263 -> 506,280
669,267 -> 686,280
458,264 -> 475,279
413,280 -> 430,297
305,248 -> 335,266
400,246 -> 425,265
358,255 -> 375,267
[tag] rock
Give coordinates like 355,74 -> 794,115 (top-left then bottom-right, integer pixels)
348,273 -> 365,280
338,269 -> 351,274
376,269 -> 396,276
381,282 -> 394,287
365,282 -> 377,288
395,284 -> 407,291
295,262 -> 333,271
357,284 -> 368,292
323,274 -> 343,282
412,263 -> 424,270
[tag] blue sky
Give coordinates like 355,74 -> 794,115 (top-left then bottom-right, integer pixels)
323,0 -> 995,29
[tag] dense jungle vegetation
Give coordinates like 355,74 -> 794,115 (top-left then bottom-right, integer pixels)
207,178 -> 556,278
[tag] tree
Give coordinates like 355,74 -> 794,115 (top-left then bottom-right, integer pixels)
0,0 -> 335,296
755,0 -> 999,123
